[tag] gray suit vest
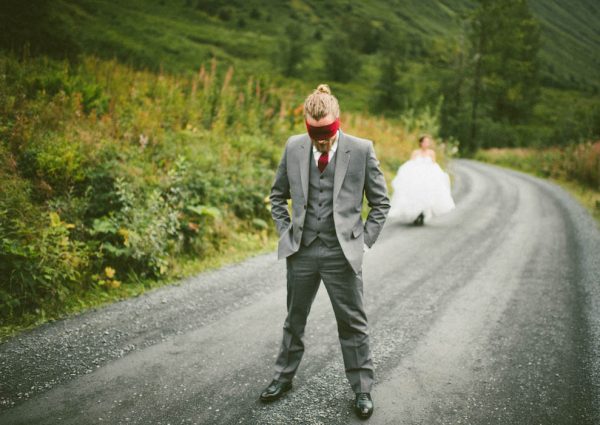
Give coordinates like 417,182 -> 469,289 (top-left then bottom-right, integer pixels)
301,148 -> 339,247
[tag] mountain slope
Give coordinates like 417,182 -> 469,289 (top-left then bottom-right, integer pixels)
528,0 -> 600,87
42,0 -> 598,89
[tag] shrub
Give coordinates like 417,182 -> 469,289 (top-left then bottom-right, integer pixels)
0,210 -> 90,320
89,177 -> 180,278
475,141 -> 600,191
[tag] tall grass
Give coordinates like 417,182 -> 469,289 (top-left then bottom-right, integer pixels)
475,143 -> 600,226
0,52 -> 298,325
475,143 -> 600,191
342,97 -> 456,176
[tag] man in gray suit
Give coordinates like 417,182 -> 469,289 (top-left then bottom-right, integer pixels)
259,84 -> 390,419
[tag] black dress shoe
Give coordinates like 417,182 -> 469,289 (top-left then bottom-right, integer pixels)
259,379 -> 292,402
413,212 -> 425,226
354,392 -> 374,419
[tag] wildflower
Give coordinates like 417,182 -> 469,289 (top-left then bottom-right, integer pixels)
139,134 -> 149,149
105,266 -> 116,279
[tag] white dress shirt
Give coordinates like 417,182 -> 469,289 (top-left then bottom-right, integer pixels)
310,130 -> 370,253
311,129 -> 339,166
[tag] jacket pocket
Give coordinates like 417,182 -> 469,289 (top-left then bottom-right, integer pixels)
278,223 -> 292,239
351,222 -> 364,238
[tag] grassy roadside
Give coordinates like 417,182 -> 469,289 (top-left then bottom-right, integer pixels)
475,148 -> 600,227
0,231 -> 278,342
0,52 -> 292,341
551,179 -> 600,225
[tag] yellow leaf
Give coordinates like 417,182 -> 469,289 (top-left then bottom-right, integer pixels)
49,212 -> 61,227
118,228 -> 130,245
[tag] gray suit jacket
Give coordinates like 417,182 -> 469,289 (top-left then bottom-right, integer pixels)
269,129 -> 391,274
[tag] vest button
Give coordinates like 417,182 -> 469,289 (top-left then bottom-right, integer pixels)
318,203 -> 322,207
320,175 -> 323,179
320,189 -> 323,193
299,226 -> 303,231
317,217 -> 321,221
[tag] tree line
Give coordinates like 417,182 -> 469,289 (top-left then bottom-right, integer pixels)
276,0 -> 598,154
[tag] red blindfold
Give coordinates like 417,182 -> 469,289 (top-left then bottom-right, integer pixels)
305,117 -> 340,140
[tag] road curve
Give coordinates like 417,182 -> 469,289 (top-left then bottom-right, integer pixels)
1,159 -> 599,425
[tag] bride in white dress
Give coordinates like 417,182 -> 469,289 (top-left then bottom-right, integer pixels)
388,134 -> 455,225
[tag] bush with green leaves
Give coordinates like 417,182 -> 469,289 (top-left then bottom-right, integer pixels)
0,209 -> 90,319
0,51 -> 298,324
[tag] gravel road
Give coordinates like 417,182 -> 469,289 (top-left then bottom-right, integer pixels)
1,159 -> 599,425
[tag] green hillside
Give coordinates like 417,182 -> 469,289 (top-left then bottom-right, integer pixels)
528,0 -> 600,88
44,0 -> 599,90
2,0 -> 597,119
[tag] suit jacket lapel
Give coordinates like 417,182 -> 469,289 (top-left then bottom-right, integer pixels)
299,134 -> 311,202
333,129 -> 351,201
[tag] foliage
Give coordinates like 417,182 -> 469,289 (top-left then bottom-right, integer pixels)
0,208 -> 91,319
372,55 -> 408,114
0,52 -> 298,323
323,31 -> 361,83
38,0 -> 595,91
450,0 -> 542,154
89,176 -> 180,277
470,0 -> 542,124
0,0 -> 81,60
2,0 -> 598,155
432,0 -> 599,154
341,108 -> 455,174
475,142 -> 600,191
275,23 -> 306,78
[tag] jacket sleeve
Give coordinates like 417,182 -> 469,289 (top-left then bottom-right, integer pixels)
363,140 -> 391,247
269,138 -> 292,236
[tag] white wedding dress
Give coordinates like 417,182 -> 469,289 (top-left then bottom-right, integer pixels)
388,155 -> 455,223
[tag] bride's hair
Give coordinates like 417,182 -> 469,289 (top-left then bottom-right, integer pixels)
304,84 -> 340,120
418,134 -> 432,145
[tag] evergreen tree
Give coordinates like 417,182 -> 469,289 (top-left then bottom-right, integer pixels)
426,17 -> 470,129
371,30 -> 410,114
436,30 -> 472,147
323,31 -> 360,83
467,0 -> 541,151
373,55 -> 407,114
276,23 -> 306,78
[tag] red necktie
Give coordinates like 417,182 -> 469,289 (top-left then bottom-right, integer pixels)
318,151 -> 329,173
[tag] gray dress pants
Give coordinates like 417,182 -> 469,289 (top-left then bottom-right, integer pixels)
272,237 -> 374,394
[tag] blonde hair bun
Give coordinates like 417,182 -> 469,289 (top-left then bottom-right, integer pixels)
316,84 -> 331,94
304,83 -> 340,120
